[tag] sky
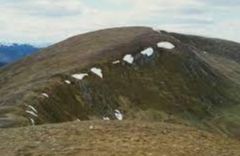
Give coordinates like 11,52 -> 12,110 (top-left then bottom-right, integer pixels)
0,0 -> 239,46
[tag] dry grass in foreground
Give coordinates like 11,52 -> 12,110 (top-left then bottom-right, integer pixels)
0,121 -> 239,156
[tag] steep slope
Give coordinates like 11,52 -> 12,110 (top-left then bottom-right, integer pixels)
0,27 -> 240,140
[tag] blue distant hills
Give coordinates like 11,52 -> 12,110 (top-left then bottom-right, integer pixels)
0,62 -> 6,67
0,43 -> 40,67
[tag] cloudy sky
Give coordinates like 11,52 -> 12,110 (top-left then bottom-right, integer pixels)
0,0 -> 239,46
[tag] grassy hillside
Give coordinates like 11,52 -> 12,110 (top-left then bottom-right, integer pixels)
0,27 -> 240,140
0,121 -> 239,156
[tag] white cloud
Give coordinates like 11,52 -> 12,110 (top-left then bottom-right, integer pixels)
0,0 -> 239,44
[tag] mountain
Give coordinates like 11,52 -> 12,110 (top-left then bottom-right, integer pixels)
0,62 -> 6,67
0,43 -> 40,65
0,27 -> 240,155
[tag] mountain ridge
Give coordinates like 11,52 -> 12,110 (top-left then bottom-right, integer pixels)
0,27 -> 240,141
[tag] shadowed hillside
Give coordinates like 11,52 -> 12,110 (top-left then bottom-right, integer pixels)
0,27 -> 240,141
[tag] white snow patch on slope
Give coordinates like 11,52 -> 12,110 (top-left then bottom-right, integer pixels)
65,80 -> 71,84
29,118 -> 35,126
72,73 -> 88,80
141,47 -> 154,56
76,118 -> 81,122
103,117 -> 110,120
157,41 -> 175,49
114,109 -> 123,120
0,42 -> 14,47
42,93 -> 49,98
26,110 -> 38,117
27,105 -> 38,113
123,54 -> 134,64
152,27 -> 160,33
112,60 -> 120,64
90,67 -> 103,78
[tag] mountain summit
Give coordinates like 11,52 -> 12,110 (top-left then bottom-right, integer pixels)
0,27 -> 240,145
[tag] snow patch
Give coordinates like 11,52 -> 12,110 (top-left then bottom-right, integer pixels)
29,118 -> 35,126
89,125 -> 94,129
0,42 -> 14,47
141,47 -> 154,57
90,67 -> 103,78
114,109 -> 123,120
65,80 -> 71,84
103,117 -> 110,121
203,51 -> 208,54
157,41 -> 175,49
27,105 -> 38,113
26,110 -> 38,117
123,54 -> 134,64
152,27 -> 160,33
41,93 -> 49,98
112,60 -> 120,64
72,73 -> 88,80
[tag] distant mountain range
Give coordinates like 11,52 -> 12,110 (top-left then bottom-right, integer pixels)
0,43 -> 40,66
0,62 -> 6,67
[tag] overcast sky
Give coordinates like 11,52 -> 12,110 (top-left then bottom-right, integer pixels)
0,0 -> 239,46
